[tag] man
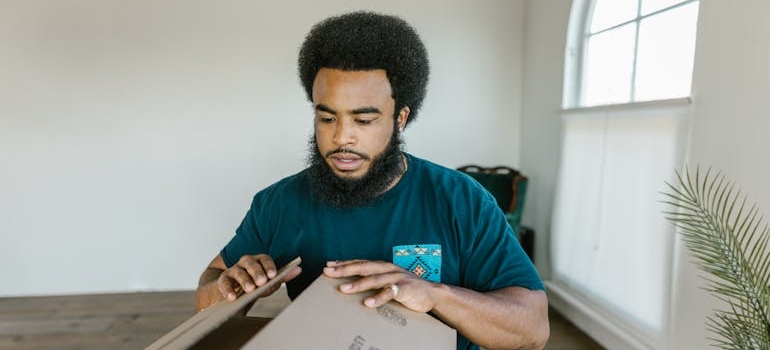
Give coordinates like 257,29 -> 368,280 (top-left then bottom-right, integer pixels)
196,11 -> 549,350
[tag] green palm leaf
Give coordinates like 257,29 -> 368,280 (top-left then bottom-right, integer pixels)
662,167 -> 770,350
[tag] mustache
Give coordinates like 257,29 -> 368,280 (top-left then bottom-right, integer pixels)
324,148 -> 371,160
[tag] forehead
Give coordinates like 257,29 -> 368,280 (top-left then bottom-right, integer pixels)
311,68 -> 393,104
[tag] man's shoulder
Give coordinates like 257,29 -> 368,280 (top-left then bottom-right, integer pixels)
254,168 -> 310,199
408,154 -> 479,188
405,154 -> 493,208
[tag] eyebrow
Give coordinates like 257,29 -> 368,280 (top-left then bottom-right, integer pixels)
351,106 -> 381,115
314,103 -> 381,115
315,103 -> 336,114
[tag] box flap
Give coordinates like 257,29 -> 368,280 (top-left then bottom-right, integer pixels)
143,257 -> 301,350
241,274 -> 456,349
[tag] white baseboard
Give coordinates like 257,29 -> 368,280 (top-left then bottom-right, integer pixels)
545,280 -> 660,350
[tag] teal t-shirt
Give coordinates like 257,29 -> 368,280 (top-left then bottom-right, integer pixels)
221,153 -> 543,350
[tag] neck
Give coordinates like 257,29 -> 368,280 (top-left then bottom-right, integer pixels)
382,152 -> 408,192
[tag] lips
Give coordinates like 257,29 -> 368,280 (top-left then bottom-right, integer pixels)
330,154 -> 365,171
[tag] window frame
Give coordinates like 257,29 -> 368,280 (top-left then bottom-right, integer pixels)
550,97 -> 691,349
564,0 -> 699,108
553,1 -> 701,348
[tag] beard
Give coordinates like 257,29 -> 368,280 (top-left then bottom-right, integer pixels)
307,123 -> 405,209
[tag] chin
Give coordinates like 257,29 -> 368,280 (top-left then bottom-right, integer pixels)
333,170 -> 367,180
326,162 -> 367,180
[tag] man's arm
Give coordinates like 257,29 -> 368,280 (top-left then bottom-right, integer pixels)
429,284 -> 548,350
195,254 -> 302,311
196,258 -> 227,311
323,260 -> 549,350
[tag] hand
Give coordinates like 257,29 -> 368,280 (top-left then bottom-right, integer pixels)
218,254 -> 302,301
322,259 -> 440,313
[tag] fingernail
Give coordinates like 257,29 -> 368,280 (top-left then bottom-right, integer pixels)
340,283 -> 352,292
227,292 -> 236,300
364,298 -> 376,308
324,267 -> 336,273
256,276 -> 267,285
245,283 -> 255,292
267,270 -> 276,278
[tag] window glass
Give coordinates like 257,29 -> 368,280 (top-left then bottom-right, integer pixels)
641,0 -> 685,15
557,0 -> 699,346
635,2 -> 699,101
590,0 -> 638,33
583,23 -> 636,106
578,0 -> 698,107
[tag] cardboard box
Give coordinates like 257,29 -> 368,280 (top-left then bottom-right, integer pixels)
145,257 -> 456,349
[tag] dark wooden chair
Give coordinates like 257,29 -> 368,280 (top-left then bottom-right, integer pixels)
457,165 -> 534,261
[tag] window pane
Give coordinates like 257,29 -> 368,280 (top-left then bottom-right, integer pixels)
583,24 -> 636,106
641,0 -> 689,15
590,0 -> 638,33
635,2 -> 699,102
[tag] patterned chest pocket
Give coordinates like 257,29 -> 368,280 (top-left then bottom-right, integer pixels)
392,244 -> 441,282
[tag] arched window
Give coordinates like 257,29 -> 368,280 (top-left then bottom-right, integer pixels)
550,1 -> 700,348
566,0 -> 700,107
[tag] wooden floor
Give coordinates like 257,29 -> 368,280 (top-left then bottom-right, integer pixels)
0,290 -> 603,350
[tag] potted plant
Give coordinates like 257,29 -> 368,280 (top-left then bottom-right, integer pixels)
662,167 -> 770,349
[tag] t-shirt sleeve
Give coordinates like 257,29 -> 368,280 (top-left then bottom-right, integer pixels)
220,195 -> 267,267
458,180 -> 544,292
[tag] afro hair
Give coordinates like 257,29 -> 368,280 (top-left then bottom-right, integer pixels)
298,11 -> 430,126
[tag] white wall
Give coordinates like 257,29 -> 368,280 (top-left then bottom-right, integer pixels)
522,0 -> 770,349
669,1 -> 770,349
520,0 -> 571,278
0,0 -> 525,296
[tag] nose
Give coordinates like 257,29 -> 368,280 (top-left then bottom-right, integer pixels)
332,119 -> 356,146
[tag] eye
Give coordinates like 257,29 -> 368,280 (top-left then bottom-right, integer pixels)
355,118 -> 373,125
316,115 -> 335,123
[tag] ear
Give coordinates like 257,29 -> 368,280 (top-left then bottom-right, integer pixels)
397,106 -> 410,132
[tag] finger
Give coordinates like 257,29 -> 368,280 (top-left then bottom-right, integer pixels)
217,275 -> 239,301
225,266 -> 257,293
254,255 -> 278,279
337,272 -> 399,294
323,260 -> 398,277
362,286 -> 399,308
325,259 -> 365,268
238,255 -> 278,284
240,258 -> 269,286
